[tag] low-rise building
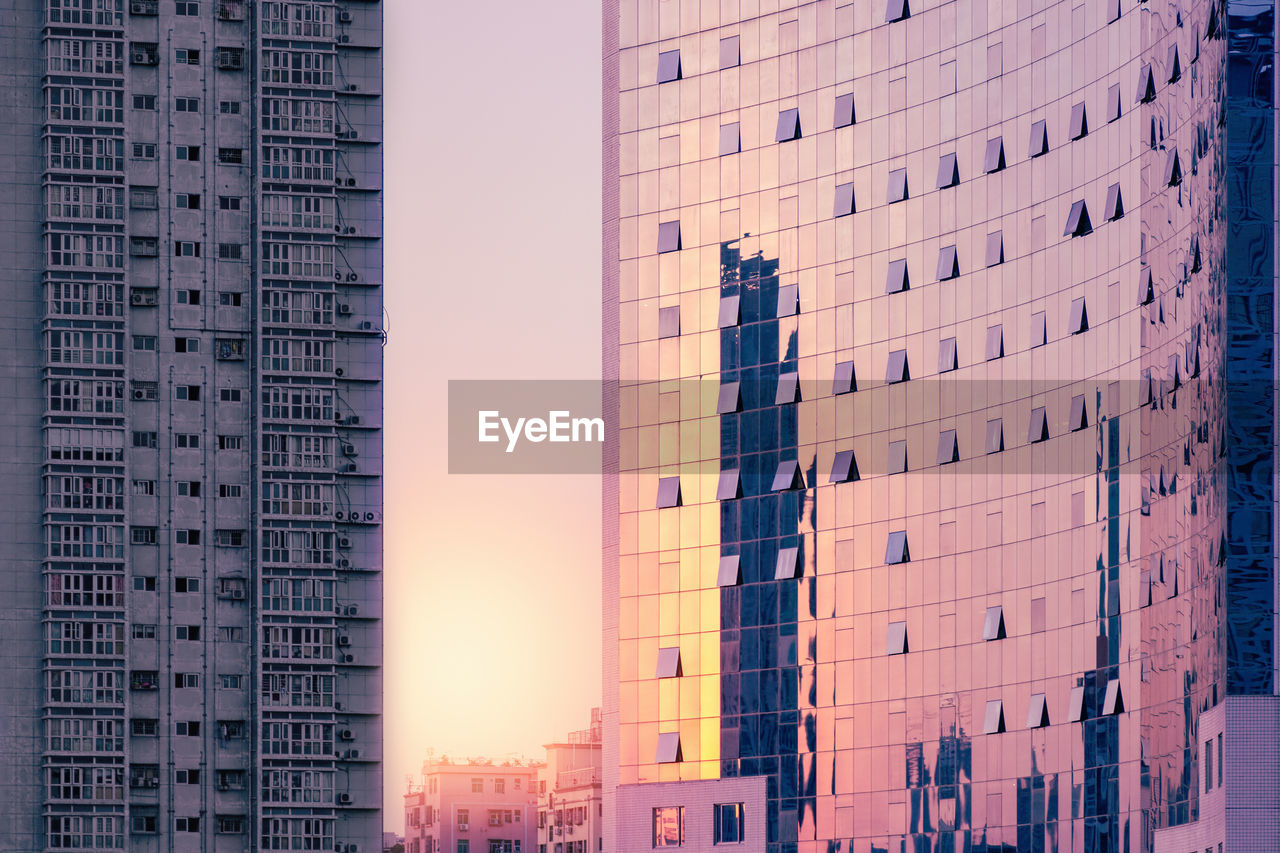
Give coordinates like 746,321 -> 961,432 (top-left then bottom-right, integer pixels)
536,710 -> 603,853
405,757 -> 541,853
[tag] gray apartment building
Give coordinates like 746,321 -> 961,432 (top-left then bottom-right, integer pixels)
0,1 -> 383,851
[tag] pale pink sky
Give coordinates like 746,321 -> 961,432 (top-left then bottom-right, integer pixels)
382,0 -> 603,831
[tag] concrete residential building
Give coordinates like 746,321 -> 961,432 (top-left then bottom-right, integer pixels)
0,1 -> 384,850
404,758 -> 541,853
602,1 -> 1280,853
536,710 -> 603,853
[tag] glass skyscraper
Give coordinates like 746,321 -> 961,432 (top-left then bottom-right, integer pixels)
0,1 -> 384,850
602,0 -> 1279,851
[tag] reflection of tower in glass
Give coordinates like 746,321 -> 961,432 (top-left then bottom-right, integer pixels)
603,0 -> 1280,849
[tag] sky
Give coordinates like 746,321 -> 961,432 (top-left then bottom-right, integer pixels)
382,0 -> 603,831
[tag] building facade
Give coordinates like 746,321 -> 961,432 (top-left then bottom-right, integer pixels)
404,759 -> 541,853
536,709 -> 604,853
602,2 -> 1275,853
0,0 -> 384,850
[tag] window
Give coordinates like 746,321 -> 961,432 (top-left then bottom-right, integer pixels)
652,806 -> 683,847
1217,733 -> 1223,787
130,187 -> 158,209
888,440 -> 908,474
937,429 -> 959,464
176,385 -> 200,401
982,606 -> 1006,640
886,621 -> 908,655
219,292 -> 243,306
713,803 -> 744,845
717,555 -> 741,587
885,0 -> 909,21
175,625 -> 200,640
774,545 -> 800,579
219,100 -> 241,114
133,577 -> 156,591
176,193 -> 200,209
655,477 -> 681,509
217,626 -> 243,641
132,94 -> 156,110
833,360 -> 855,394
656,49 -> 681,83
176,1 -> 198,14
655,732 -> 681,763
177,289 -> 200,304
131,527 -> 157,545
655,647 -> 681,678
834,182 -> 855,217
885,531 -> 910,564
218,435 -> 243,450
219,675 -> 242,689
886,349 -> 909,383
132,143 -> 156,159
175,241 -> 201,257
1069,102 -> 1088,139
173,577 -> 199,593
458,843 -> 470,853
176,481 -> 201,497
176,529 -> 201,545
132,335 -> 156,351
833,92 -> 855,128
719,35 -> 740,69
132,624 -> 156,639
829,449 -> 857,483
984,699 -> 1006,733
1205,739 -> 1214,790
1064,200 -> 1092,236
176,769 -> 200,785
1028,407 -> 1049,443
983,137 -> 1005,172
218,243 -> 243,259
1029,120 -> 1048,157
175,48 -> 199,64
936,245 -> 958,280
472,779 -> 484,793
176,145 -> 199,161
985,325 -> 1004,360
175,97 -> 200,112
775,108 -> 801,142
219,389 -> 242,403
656,220 -> 680,254
939,337 -> 958,372
936,152 -> 959,188
217,147 -> 243,164
887,168 -> 908,203
219,196 -> 241,210
175,337 -> 200,353
175,433 -> 200,448
217,816 -> 246,834
132,814 -> 158,834
215,529 -> 246,546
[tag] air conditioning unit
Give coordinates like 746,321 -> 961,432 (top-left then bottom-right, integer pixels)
346,178 -> 357,187
340,443 -> 357,457
335,272 -> 344,281
338,303 -> 352,315
147,778 -> 159,788
345,748 -> 360,759
337,558 -> 351,569
217,782 -> 230,791
347,84 -> 359,92
338,728 -> 354,740
347,415 -> 361,425
338,537 -> 352,549
130,292 -> 145,305
334,701 -> 344,711
346,604 -> 359,616
341,653 -> 356,664
346,844 -> 361,853
347,273 -> 359,282
457,825 -> 469,833
342,462 -> 358,473
348,130 -> 359,140
231,589 -> 245,600
338,9 -> 353,22
364,511 -> 380,523
339,34 -> 351,43
133,389 -> 146,400
335,510 -> 346,521
337,635 -> 351,647
338,793 -> 352,805
357,321 -> 374,331
334,367 -> 344,377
